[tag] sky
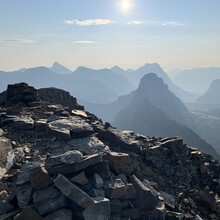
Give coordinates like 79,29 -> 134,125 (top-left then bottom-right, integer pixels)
0,0 -> 220,72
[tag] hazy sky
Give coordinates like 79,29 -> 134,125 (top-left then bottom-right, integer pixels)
0,0 -> 220,71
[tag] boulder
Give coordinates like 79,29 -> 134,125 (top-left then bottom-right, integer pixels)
54,174 -> 94,208
131,175 -> 159,210
103,152 -> 135,176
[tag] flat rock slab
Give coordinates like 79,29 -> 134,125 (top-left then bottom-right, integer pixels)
47,116 -> 93,140
54,174 -> 94,208
47,154 -> 102,176
68,136 -> 108,155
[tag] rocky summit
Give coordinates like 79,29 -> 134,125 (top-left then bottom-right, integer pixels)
0,83 -> 219,220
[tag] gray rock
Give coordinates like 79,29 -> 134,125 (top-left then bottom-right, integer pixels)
54,174 -> 94,208
68,136 -> 108,155
88,188 -> 105,198
93,173 -> 103,189
104,178 -> 126,199
71,171 -> 89,185
16,164 -> 39,185
33,186 -> 60,205
85,160 -> 110,180
37,194 -> 66,216
47,117 -> 93,140
60,150 -> 83,164
47,154 -> 102,176
43,208 -> 72,220
17,182 -> 34,208
159,190 -> 175,209
131,175 -> 159,210
103,152 -> 135,176
29,166 -> 53,190
83,197 -> 110,220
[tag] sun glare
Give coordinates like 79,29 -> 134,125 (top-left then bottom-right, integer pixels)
120,0 -> 131,12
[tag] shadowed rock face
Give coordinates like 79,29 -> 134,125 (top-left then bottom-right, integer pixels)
0,82 -> 38,106
38,87 -> 78,109
0,83 -> 219,220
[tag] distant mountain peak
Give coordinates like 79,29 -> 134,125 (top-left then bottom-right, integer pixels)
50,61 -> 72,74
111,65 -> 125,71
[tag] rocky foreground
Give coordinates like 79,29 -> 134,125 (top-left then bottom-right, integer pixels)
0,83 -> 219,220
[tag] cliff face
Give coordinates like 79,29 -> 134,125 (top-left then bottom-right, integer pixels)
0,83 -> 219,220
38,87 -> 81,109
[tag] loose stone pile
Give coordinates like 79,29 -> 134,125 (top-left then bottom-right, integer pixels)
0,83 -> 219,220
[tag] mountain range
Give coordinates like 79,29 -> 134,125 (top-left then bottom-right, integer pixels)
172,67 -> 220,94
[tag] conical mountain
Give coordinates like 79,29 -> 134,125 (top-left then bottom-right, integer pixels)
114,73 -> 220,160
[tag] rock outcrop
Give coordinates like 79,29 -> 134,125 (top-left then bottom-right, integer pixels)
0,83 -> 219,220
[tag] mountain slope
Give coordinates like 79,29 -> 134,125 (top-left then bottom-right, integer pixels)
196,79 -> 220,104
173,67 -> 220,94
114,73 -> 220,160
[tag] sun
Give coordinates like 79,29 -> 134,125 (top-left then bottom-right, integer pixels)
120,0 -> 131,12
